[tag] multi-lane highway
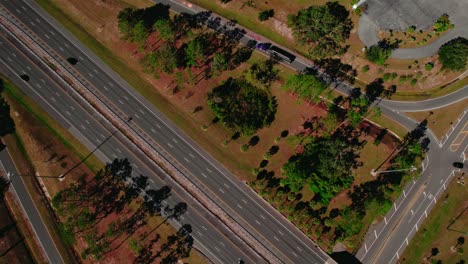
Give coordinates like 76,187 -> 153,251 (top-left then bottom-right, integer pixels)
0,148 -> 63,263
0,0 -> 333,263
0,0 -> 466,263
0,26 -> 257,264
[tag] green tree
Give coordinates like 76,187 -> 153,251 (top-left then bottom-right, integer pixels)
365,44 -> 392,65
131,20 -> 150,47
212,52 -> 229,75
146,43 -> 178,73
117,7 -> 139,40
287,2 -> 352,58
347,94 -> 370,127
207,78 -> 277,135
438,37 -> 468,71
282,136 -> 356,205
185,35 -> 208,67
249,60 -> 278,86
153,18 -> 175,42
337,206 -> 363,237
258,9 -> 274,21
282,73 -> 327,102
0,96 -> 15,136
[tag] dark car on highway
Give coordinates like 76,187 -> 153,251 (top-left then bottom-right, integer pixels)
453,162 -> 464,169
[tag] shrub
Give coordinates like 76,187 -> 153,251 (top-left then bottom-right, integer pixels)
411,79 -> 417,86
241,144 -> 249,152
425,62 -> 434,71
433,14 -> 452,32
258,9 -> 274,21
365,44 -> 392,65
362,65 -> 369,72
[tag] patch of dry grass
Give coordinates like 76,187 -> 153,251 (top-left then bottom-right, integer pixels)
405,98 -> 468,139
399,173 -> 467,264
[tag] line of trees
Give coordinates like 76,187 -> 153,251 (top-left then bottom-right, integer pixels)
0,79 -> 15,137
52,158 -> 189,261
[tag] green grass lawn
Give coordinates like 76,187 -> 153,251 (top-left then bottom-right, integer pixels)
400,175 -> 467,263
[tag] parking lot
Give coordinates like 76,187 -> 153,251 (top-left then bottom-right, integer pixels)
364,0 -> 468,30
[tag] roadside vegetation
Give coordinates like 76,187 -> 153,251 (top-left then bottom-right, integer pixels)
0,79 -> 15,137
2,76 -> 204,263
287,2 -> 353,59
399,174 -> 466,264
53,158 -> 192,262
35,0 -> 429,255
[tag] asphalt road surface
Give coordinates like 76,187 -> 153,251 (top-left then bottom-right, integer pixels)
0,30 -> 257,263
0,149 -> 63,263
0,0 -> 333,263
1,0 -> 466,263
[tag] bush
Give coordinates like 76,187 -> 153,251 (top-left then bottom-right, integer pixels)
411,79 -> 417,86
438,37 -> 468,71
433,14 -> 452,32
365,44 -> 392,65
258,9 -> 274,21
425,62 -> 434,71
207,78 -> 277,135
362,65 -> 370,72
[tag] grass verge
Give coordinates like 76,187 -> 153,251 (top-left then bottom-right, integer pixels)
405,98 -> 468,140
1,76 -> 103,172
392,76 -> 468,101
2,133 -> 77,263
399,174 -> 467,263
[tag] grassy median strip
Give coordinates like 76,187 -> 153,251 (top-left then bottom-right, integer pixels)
1,77 -> 105,263
2,133 -> 76,263
2,76 -> 103,172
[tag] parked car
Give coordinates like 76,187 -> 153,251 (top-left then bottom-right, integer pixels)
453,162 -> 464,169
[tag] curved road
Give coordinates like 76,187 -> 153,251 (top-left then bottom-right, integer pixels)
0,0 -> 466,263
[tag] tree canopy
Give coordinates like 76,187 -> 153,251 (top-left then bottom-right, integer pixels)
207,78 -> 277,135
287,2 -> 352,58
0,96 -> 15,137
146,43 -> 179,73
282,73 -> 327,102
249,59 -> 278,86
365,44 -> 392,65
281,136 -> 357,205
438,37 -> 468,71
185,35 -> 208,67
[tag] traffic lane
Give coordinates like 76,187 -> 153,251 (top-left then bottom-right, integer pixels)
0,150 -> 63,263
371,163 -> 456,264
380,86 -> 468,112
0,35 -> 255,263
6,1 -> 330,262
